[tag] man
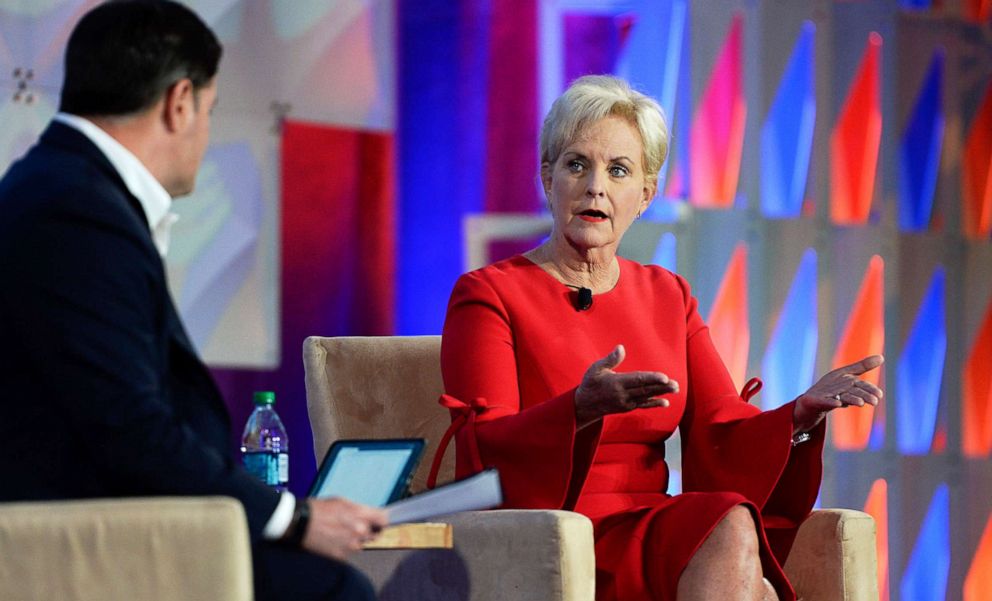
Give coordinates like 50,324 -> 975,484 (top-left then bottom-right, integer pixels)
0,2 -> 386,600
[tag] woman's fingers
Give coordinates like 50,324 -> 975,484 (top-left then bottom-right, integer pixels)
597,344 -> 626,371
834,354 -> 885,376
841,385 -> 880,407
615,371 -> 679,394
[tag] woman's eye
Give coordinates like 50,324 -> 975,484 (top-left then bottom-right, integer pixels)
609,165 -> 629,177
567,160 -> 585,173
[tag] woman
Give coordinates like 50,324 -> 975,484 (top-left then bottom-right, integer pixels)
438,75 -> 883,601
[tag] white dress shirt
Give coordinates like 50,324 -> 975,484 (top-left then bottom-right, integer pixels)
52,113 -> 296,539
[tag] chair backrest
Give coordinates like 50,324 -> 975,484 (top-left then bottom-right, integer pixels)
303,335 -> 452,493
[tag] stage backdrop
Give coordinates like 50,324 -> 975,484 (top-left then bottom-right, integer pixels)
1,2 -> 991,600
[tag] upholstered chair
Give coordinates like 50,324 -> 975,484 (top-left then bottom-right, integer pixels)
0,497 -> 252,600
304,335 -> 879,601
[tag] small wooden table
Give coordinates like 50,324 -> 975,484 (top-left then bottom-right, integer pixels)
363,522 -> 453,549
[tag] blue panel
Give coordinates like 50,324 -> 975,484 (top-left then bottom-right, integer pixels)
760,249 -> 817,410
897,268 -> 946,454
899,0 -> 933,8
397,1 -> 490,334
650,232 -> 677,272
760,22 -> 816,219
614,0 -> 689,208
901,484 -> 950,601
899,49 -> 945,232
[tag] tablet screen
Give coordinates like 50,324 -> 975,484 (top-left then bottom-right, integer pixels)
309,439 -> 425,506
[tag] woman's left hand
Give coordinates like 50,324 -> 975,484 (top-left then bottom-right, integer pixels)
793,355 -> 885,434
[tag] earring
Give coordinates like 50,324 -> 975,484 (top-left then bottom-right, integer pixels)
635,211 -> 641,220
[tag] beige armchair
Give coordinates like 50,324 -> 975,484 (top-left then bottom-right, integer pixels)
304,335 -> 879,601
0,496 -> 252,601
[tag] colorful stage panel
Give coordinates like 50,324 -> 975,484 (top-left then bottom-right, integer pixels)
864,478 -> 889,601
706,242 -> 749,392
898,49 -> 944,232
760,21 -> 815,219
689,13 -> 744,209
962,80 -> 992,241
760,248 -> 817,410
900,484 -> 950,601
830,255 -> 885,450
830,33 -> 882,226
963,294 -> 992,457
896,267 -> 946,455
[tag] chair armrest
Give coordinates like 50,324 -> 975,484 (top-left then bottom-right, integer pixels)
784,508 -> 879,601
0,497 -> 252,601
354,509 -> 595,601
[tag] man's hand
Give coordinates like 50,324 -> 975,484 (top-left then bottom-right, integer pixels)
302,497 -> 389,561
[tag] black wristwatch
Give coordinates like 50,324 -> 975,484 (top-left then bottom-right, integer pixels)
281,498 -> 311,547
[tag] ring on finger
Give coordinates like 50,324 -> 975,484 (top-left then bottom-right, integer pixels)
832,393 -> 842,402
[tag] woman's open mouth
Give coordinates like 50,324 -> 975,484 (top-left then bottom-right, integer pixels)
577,209 -> 608,223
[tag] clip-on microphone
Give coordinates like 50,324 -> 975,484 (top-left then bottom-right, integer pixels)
566,285 -> 593,311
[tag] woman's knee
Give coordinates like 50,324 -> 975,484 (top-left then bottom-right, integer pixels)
707,505 -> 760,561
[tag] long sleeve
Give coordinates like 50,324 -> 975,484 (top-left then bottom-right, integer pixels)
675,275 -> 823,558
440,271 -> 599,509
0,156 -> 280,538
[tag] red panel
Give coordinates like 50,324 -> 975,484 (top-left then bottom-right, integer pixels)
830,256 -> 885,450
281,120 -> 395,336
707,243 -> 749,391
962,80 -> 992,240
963,296 -> 992,457
830,33 -> 883,226
689,13 -> 746,208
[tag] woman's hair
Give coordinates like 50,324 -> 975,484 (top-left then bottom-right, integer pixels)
540,75 -> 669,189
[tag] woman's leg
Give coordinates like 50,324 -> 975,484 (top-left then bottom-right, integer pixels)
676,505 -> 778,601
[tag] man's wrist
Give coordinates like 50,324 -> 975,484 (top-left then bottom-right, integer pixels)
280,497 -> 311,547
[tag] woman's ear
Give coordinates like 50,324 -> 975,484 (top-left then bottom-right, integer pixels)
640,182 -> 657,214
540,162 -> 553,198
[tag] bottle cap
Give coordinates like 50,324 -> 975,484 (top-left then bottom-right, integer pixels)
253,391 -> 276,406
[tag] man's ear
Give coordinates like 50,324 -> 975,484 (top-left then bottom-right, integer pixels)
162,78 -> 195,133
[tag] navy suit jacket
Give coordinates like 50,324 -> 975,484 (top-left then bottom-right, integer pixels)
0,122 -> 279,538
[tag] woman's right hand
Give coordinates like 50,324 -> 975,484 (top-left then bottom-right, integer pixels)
574,344 -> 679,428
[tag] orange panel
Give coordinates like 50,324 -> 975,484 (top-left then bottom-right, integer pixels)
963,297 -> 992,457
864,479 -> 889,601
962,80 -> 992,240
830,33 -> 883,226
964,512 -> 992,601
830,256 -> 885,450
708,243 -> 749,391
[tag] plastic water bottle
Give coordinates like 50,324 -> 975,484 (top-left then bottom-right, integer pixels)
241,391 -> 289,491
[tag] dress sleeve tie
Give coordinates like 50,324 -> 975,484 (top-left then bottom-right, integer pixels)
740,377 -> 763,404
426,394 -> 487,489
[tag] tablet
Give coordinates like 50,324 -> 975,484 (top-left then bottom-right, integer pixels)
308,439 -> 425,506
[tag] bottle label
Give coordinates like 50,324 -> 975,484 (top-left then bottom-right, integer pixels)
243,451 -> 287,488
278,453 -> 289,485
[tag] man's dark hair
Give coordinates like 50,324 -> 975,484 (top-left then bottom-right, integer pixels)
59,0 -> 222,116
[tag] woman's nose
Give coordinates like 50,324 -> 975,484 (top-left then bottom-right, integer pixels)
586,170 -> 606,197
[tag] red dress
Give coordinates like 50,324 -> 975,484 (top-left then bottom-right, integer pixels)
439,255 -> 824,600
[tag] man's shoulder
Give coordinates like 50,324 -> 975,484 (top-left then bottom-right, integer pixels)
0,131 -> 145,239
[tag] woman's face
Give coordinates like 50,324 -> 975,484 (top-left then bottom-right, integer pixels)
542,115 -> 653,255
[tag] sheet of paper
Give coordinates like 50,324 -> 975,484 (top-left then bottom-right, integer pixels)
386,469 -> 502,524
